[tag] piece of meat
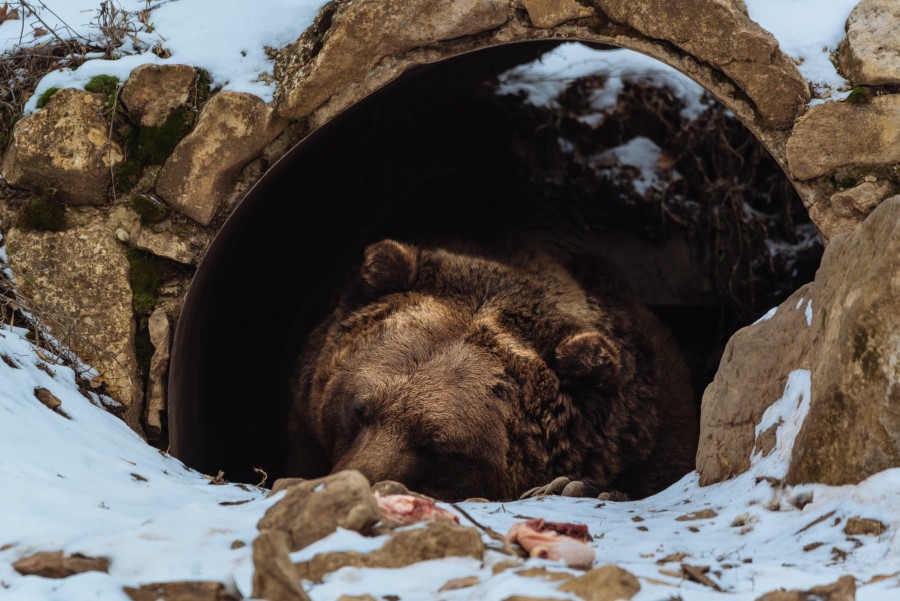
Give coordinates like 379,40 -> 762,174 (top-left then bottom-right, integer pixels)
507,519 -> 596,568
375,493 -> 460,528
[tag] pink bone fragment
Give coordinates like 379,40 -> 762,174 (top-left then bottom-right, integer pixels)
507,519 -> 596,568
375,493 -> 460,528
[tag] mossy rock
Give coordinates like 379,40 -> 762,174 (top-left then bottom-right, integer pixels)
136,106 -> 195,165
126,248 -> 166,315
18,192 -> 66,231
35,87 -> 60,109
131,195 -> 169,224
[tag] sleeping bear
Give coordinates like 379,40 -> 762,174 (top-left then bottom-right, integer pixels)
286,239 -> 698,501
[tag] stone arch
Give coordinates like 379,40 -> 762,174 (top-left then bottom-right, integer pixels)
167,9 -> 821,479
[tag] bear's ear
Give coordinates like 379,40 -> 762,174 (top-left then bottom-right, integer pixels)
361,239 -> 418,293
554,330 -> 621,384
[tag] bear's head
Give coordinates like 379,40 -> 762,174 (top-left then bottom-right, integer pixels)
295,240 -> 629,501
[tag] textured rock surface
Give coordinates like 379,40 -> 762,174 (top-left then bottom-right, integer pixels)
6,223 -> 141,429
838,0 -> 900,85
1,89 -> 123,205
12,551 -> 109,578
755,575 -> 856,601
132,220 -> 206,265
257,470 -> 379,551
594,0 -> 809,128
809,180 -> 895,243
294,521 -> 485,582
144,308 -> 171,440
252,530 -> 310,601
156,91 -> 286,225
121,64 -> 197,127
123,581 -> 238,601
523,0 -> 593,28
557,565 -> 641,601
786,95 -> 900,181
788,196 -> 900,485
697,285 -> 813,485
274,0 -> 509,119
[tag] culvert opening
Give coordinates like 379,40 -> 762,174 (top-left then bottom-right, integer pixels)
169,41 -> 822,486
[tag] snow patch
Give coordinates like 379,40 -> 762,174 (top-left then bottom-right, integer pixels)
751,369 -> 811,479
497,44 -> 711,122
754,306 -> 778,324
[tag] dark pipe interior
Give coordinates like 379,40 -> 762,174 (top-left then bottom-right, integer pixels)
169,41 -> 820,482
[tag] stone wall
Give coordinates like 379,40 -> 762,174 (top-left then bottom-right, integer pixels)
0,0 -> 897,450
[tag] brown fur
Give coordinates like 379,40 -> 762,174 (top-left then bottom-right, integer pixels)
286,240 -> 698,501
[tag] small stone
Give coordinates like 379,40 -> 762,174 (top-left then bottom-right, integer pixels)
115,228 -> 130,242
523,0 -> 593,28
843,517 -> 887,537
13,551 -> 109,578
811,181 -> 895,243
754,575 -> 856,601
438,575 -> 480,591
33,387 -> 63,413
837,0 -> 900,85
370,480 -> 412,496
257,470 -> 379,551
557,565 -> 641,601
124,581 -> 238,601
675,509 -> 718,521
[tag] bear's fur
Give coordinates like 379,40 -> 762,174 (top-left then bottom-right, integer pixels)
286,239 -> 698,501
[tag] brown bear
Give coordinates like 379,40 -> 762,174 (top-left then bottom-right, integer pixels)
286,239 -> 698,501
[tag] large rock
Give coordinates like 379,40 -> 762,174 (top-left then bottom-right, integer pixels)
785,95 -> 900,181
809,180 -> 895,243
144,308 -> 171,440
6,223 -> 142,429
788,196 -> 900,485
252,530 -> 310,601
294,521 -> 485,582
257,470 -> 379,551
697,285 -> 813,485
1,89 -> 123,205
274,0 -> 509,119
837,0 -> 900,86
594,0 -> 809,128
155,91 -> 286,226
121,64 -> 197,127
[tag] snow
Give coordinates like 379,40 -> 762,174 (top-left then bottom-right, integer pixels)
1,0 -> 327,109
597,136 -> 669,197
496,44 -> 711,123
745,0 -> 859,99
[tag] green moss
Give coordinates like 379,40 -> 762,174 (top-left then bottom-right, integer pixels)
19,192 -> 66,231
846,86 -> 871,105
134,323 -> 153,381
115,158 -> 143,193
35,87 -> 60,109
195,69 -> 213,105
126,248 -> 165,315
136,106 -> 194,165
131,195 -> 168,224
84,74 -> 120,112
